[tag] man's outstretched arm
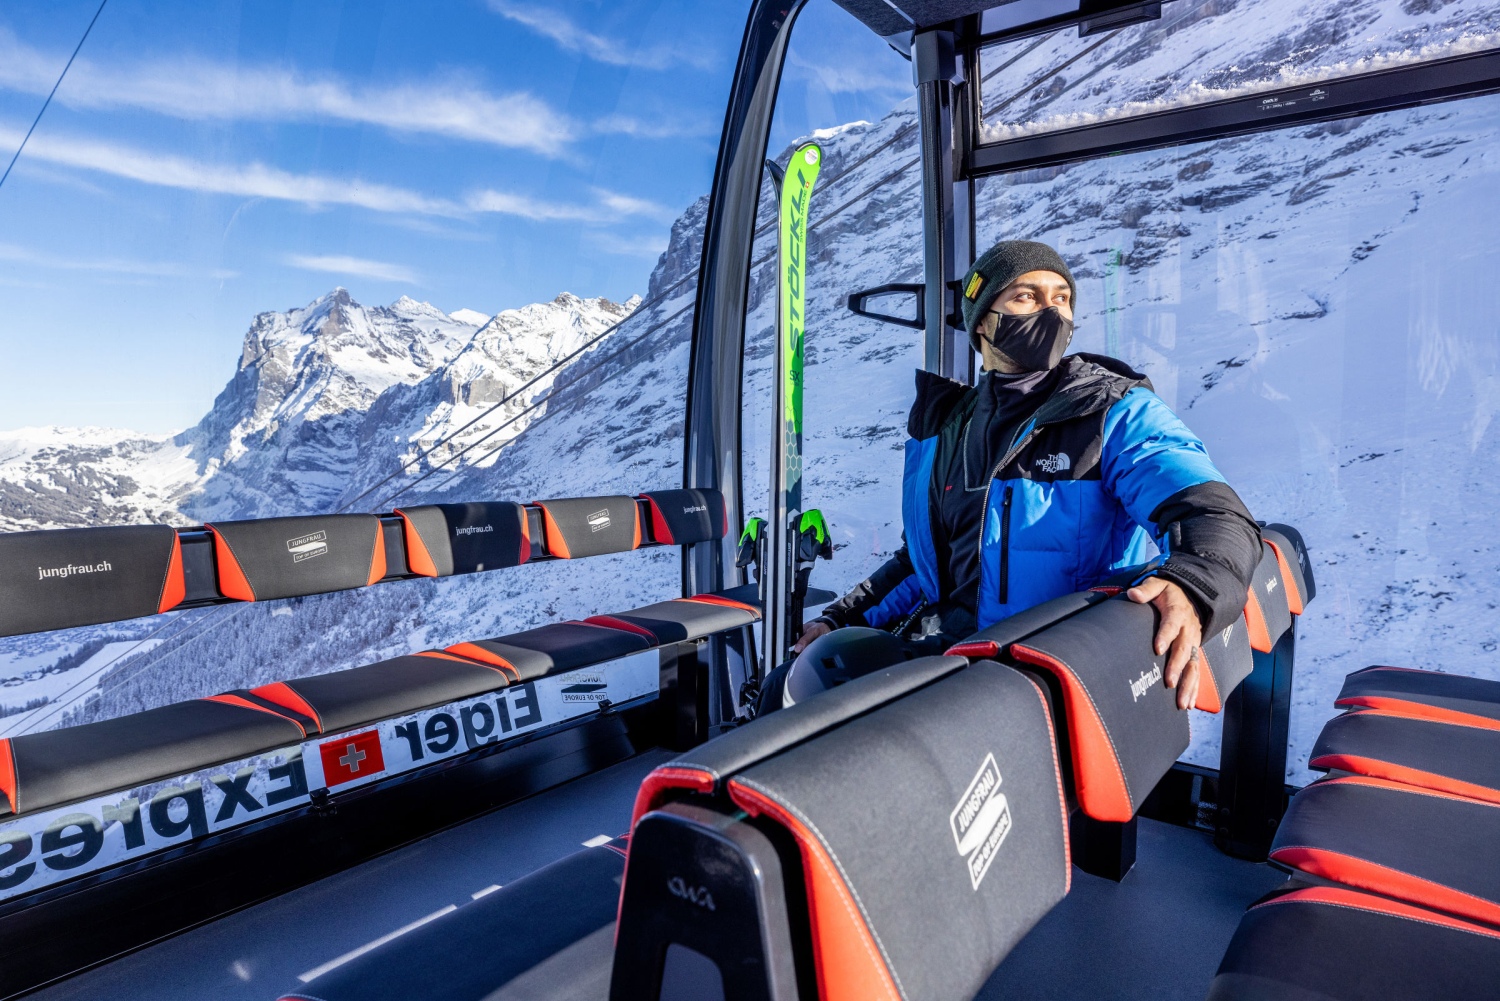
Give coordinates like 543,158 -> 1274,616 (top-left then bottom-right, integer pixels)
1103,391 -> 1262,709
793,546 -> 918,652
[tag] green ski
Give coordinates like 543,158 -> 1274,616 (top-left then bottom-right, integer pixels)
762,142 -> 823,675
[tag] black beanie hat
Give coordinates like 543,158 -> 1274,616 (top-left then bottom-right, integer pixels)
960,240 -> 1076,351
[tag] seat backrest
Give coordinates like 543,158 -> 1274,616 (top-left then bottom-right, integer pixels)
1261,522 -> 1314,610
207,514 -> 386,601
1244,539 -> 1294,653
1196,613 -> 1255,714
393,501 -> 530,577
638,488 -> 728,545
532,495 -> 640,559
1010,596 -> 1190,822
0,525 -> 184,638
616,661 -> 1068,1001
632,655 -> 967,824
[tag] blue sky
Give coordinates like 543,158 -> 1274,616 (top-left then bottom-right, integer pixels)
0,0 -> 909,433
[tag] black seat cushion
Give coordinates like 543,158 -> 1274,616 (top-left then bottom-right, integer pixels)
1310,708 -> 1500,806
0,525 -> 184,638
638,489 -> 727,545
1009,596 -> 1190,823
394,503 -> 530,577
279,843 -> 625,1001
251,652 -> 514,736
589,595 -> 759,645
447,622 -> 652,682
533,496 -> 639,560
1209,884 -> 1500,1000
1269,775 -> 1500,928
726,662 -> 1068,1001
1335,666 -> 1500,729
208,515 -> 386,602
0,698 -> 306,816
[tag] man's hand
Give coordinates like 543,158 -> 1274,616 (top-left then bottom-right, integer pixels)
791,619 -> 833,654
1126,577 -> 1202,711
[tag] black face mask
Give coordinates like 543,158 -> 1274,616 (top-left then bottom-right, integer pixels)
981,306 -> 1074,372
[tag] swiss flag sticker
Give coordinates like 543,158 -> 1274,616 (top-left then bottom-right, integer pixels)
320,730 -> 385,787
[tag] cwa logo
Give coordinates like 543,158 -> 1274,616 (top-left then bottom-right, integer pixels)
287,531 -> 328,563
950,753 -> 1012,890
1265,576 -> 1278,594
1221,624 -> 1234,647
667,876 -> 716,911
1130,664 -> 1163,702
1035,453 -> 1071,474
587,509 -> 611,533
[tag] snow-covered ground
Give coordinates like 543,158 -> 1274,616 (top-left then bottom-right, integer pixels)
3,1 -> 1498,785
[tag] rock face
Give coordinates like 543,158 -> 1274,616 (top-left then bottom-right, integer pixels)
3,0 -> 1499,787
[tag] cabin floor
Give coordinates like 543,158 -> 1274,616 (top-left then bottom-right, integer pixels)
26,748 -> 1287,1001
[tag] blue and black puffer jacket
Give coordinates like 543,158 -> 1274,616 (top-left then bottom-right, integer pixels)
822,354 -> 1261,636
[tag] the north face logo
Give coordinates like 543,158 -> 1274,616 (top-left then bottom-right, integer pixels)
1035,453 -> 1071,474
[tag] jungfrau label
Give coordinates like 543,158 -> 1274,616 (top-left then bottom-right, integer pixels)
950,752 -> 1012,890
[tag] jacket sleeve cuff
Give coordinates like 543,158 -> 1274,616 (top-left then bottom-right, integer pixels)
1146,554 -> 1242,635
818,606 -> 861,629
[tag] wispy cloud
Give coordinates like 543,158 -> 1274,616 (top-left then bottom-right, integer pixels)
787,49 -> 909,96
486,1 -> 714,71
588,231 -> 670,258
0,241 -> 234,279
0,28 -> 575,157
286,254 -> 417,284
0,126 -> 462,215
591,112 -> 716,140
0,124 -> 673,226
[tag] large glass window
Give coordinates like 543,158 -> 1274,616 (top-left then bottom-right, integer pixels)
976,90 -> 1500,781
0,0 -> 738,734
738,0 -> 923,610
980,0 -> 1500,142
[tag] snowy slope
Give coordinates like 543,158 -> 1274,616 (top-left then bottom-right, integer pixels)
4,1 -> 1499,788
982,0 -> 1500,140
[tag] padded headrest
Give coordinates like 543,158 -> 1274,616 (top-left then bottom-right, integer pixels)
1244,540 -> 1294,653
1009,596 -> 1190,822
1261,522 -> 1313,607
1196,612 -> 1255,714
946,588 -> 1111,660
637,488 -> 728,545
725,663 -> 1068,1000
532,496 -> 640,559
207,514 -> 386,602
0,525 -> 184,638
394,502 -> 530,577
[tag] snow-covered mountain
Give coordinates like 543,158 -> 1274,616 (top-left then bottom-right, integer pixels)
4,0 -> 1499,788
0,289 -> 637,529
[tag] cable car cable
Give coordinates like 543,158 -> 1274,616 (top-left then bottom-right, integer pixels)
0,0 -> 109,197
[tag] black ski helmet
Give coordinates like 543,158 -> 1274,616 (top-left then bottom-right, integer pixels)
782,626 -> 909,707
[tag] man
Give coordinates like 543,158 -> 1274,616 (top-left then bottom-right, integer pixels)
789,240 -> 1261,711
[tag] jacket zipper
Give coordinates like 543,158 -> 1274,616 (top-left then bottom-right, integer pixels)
979,419 -> 1040,613
999,486 -> 1014,605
